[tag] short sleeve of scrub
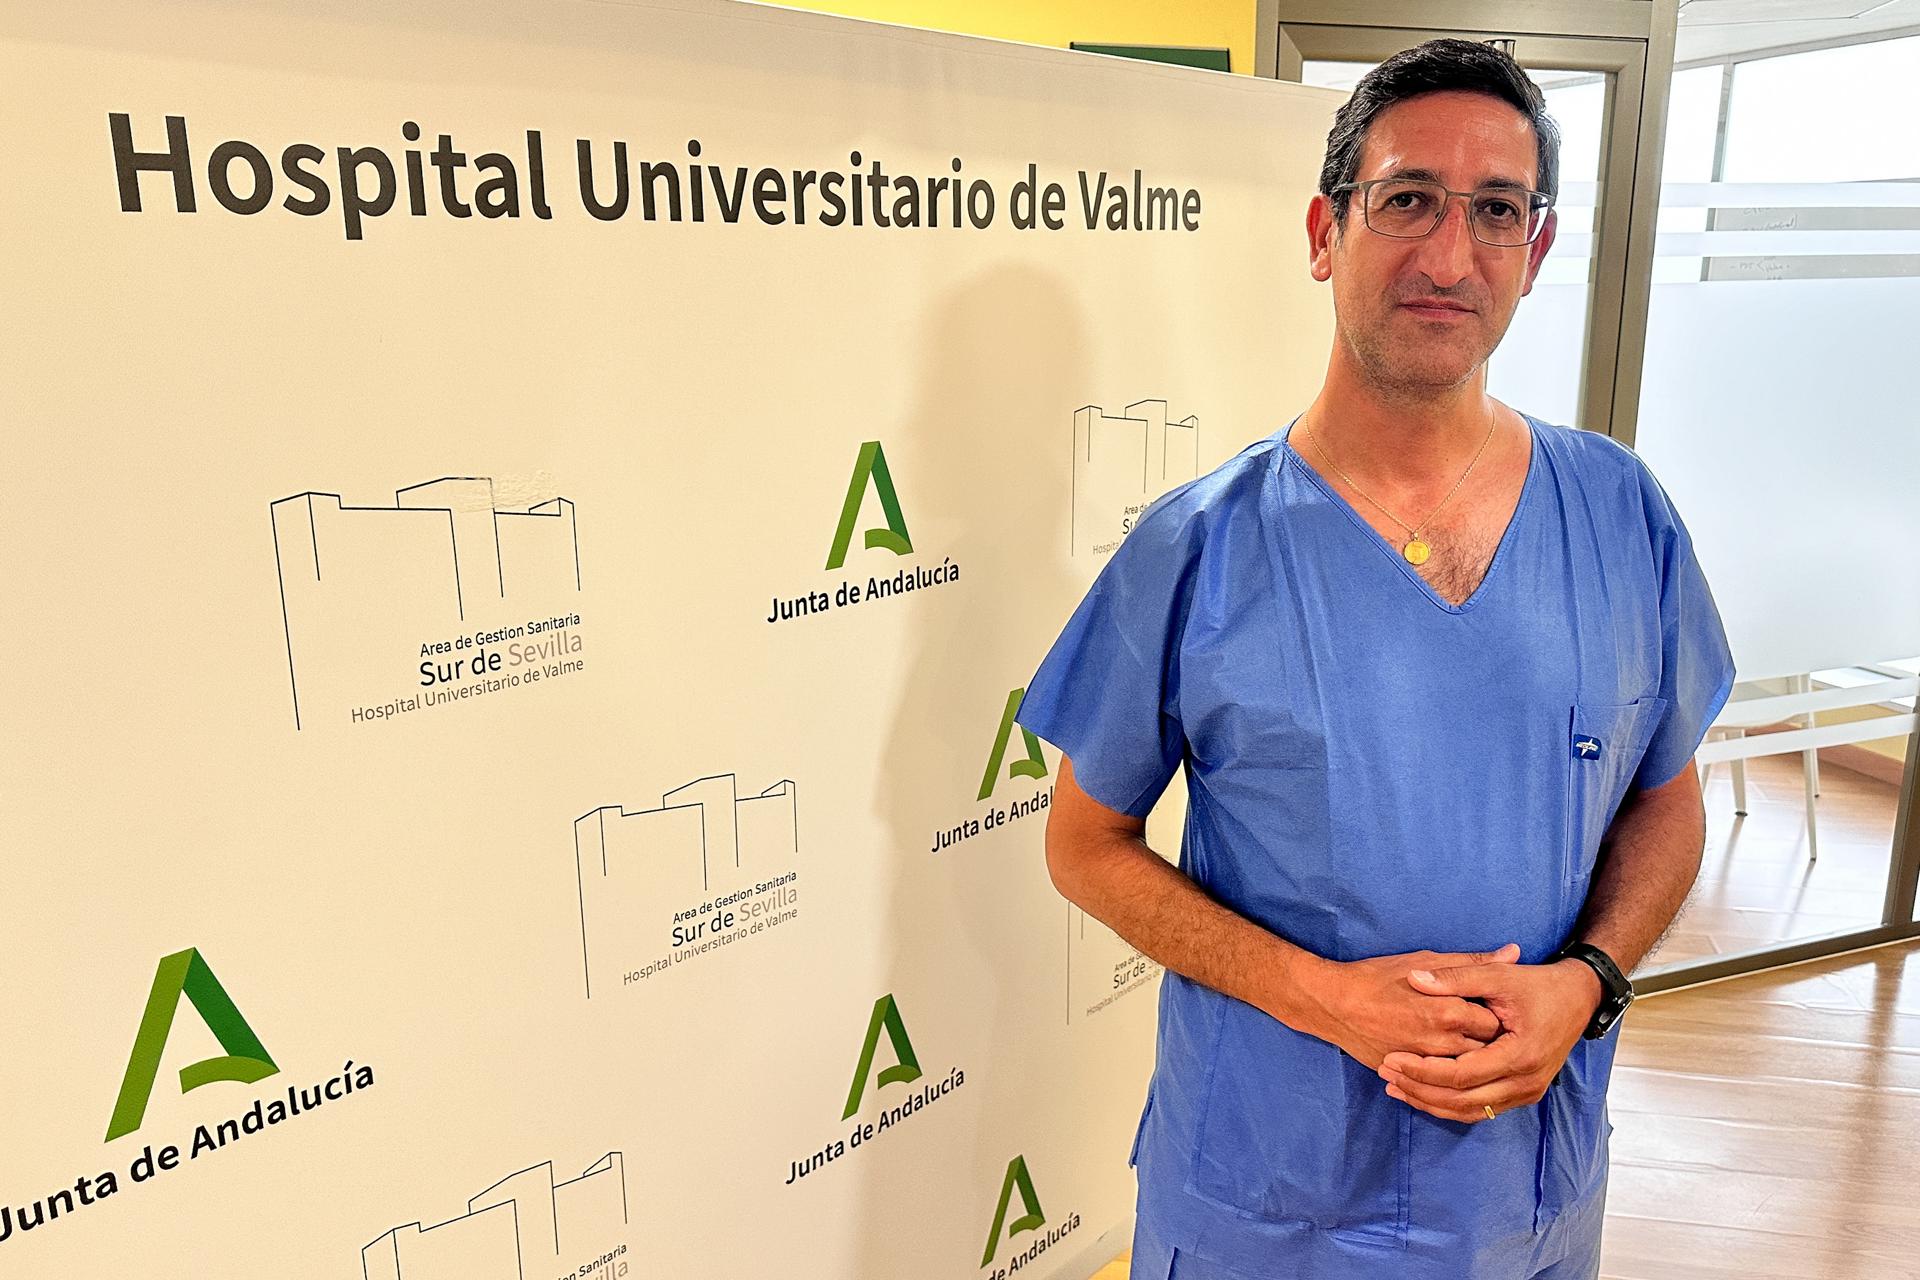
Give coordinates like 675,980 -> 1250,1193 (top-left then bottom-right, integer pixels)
1016,498 -> 1197,819
1629,459 -> 1739,792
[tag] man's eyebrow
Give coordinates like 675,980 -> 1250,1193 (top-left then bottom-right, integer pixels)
1378,166 -> 1534,190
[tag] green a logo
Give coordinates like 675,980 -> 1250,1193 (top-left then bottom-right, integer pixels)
842,993 -> 923,1119
978,687 -> 1048,801
981,1155 -> 1046,1267
105,948 -> 279,1142
825,440 -> 913,570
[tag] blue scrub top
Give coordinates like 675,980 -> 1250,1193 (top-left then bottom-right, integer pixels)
1018,412 -> 1737,1278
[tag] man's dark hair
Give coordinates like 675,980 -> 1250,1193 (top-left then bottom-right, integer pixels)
1319,38 -> 1561,227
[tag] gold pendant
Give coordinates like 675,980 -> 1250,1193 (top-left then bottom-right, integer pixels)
1403,538 -> 1431,565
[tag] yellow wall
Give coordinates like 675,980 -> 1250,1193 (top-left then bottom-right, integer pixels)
764,0 -> 1259,77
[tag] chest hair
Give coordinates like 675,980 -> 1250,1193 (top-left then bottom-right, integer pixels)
1413,514 -> 1507,606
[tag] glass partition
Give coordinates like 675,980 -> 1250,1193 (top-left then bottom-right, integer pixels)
1628,35 -> 1920,973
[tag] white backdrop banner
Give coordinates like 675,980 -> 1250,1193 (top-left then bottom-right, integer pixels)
0,1 -> 1336,1274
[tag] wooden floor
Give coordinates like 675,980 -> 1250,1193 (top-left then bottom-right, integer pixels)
1651,751 -> 1906,971
1601,938 -> 1920,1277
1090,912 -> 1920,1278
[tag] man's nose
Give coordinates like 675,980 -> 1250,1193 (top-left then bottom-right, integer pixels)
1409,194 -> 1477,288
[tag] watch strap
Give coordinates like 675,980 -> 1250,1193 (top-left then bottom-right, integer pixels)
1552,941 -> 1633,1039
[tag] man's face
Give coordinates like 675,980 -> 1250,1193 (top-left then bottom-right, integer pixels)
1308,89 -> 1557,394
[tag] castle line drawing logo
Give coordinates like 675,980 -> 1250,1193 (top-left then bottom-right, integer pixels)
363,1152 -> 628,1279
270,475 -> 582,729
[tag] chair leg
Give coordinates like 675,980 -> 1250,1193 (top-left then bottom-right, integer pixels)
1797,673 -> 1821,798
1804,750 -> 1820,862
1787,673 -> 1818,861
1731,728 -> 1748,817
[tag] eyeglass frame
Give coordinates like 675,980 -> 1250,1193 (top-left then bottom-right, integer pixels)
1328,178 -> 1556,247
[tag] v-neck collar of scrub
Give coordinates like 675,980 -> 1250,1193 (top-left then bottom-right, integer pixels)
1277,408 -> 1543,616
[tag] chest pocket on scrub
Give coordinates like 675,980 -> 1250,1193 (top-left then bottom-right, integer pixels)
1563,696 -> 1668,887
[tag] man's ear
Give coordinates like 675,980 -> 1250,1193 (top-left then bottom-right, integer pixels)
1307,193 -> 1337,282
1520,207 -> 1558,296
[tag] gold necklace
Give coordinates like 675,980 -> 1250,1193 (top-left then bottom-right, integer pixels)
1295,402 -> 1500,566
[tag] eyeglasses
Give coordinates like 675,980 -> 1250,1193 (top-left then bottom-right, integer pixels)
1330,178 -> 1554,247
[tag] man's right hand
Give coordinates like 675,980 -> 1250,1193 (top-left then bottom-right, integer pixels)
1289,943 -> 1521,1067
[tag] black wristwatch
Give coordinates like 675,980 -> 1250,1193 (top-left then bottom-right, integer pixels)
1550,941 -> 1634,1039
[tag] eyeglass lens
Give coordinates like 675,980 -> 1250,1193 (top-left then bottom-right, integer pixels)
1362,180 -> 1540,245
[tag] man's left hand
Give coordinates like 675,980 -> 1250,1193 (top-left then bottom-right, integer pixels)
1374,949 -> 1602,1123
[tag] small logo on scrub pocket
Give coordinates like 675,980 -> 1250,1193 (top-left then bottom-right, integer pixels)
1572,734 -> 1603,760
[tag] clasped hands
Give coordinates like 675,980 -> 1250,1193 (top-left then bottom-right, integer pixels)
1302,942 -> 1603,1124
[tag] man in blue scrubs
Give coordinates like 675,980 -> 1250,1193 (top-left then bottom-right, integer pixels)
1018,39 -> 1736,1280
